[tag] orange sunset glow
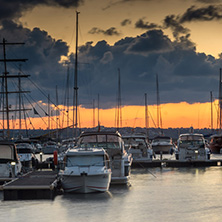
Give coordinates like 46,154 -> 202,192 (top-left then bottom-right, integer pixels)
5,101 -> 219,130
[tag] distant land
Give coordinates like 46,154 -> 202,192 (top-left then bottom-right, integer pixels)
4,127 -> 218,142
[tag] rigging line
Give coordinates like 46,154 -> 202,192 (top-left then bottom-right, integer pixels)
27,77 -> 74,124
23,94 -> 48,127
148,110 -> 157,128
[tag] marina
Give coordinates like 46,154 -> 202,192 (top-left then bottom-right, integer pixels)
1,1 -> 222,221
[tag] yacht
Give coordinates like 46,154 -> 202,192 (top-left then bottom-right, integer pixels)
76,131 -> 132,185
209,134 -> 222,154
151,135 -> 174,154
59,147 -> 111,193
122,133 -> 154,162
16,143 -> 38,172
0,141 -> 22,184
175,133 -> 211,160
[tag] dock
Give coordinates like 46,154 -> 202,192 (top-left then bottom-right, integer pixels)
2,170 -> 59,200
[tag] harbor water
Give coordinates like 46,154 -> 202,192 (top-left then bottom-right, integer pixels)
1,164 -> 222,222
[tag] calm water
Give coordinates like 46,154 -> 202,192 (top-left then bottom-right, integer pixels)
1,165 -> 222,222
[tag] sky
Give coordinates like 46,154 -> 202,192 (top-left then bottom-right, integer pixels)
1,0 -> 222,129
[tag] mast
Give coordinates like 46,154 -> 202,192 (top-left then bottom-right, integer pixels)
0,38 -> 28,140
210,91 -> 213,131
48,94 -> 50,135
219,68 -> 222,132
73,11 -> 80,138
156,73 -> 160,128
93,99 -> 95,128
116,68 -> 122,130
98,94 -> 100,129
145,93 -> 149,138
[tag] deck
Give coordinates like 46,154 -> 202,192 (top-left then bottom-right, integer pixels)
2,170 -> 59,200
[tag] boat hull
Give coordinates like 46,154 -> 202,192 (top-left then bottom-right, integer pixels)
61,173 -> 111,193
152,145 -> 173,154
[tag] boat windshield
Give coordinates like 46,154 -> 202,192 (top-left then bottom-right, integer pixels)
17,148 -> 32,154
179,135 -> 204,148
0,144 -> 15,161
66,155 -> 104,167
78,134 -> 121,149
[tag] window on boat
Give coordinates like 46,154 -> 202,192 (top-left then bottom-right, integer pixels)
0,144 -> 15,161
66,155 -> 104,167
17,148 -> 32,154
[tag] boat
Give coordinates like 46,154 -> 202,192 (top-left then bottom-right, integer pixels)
0,141 -> 22,184
209,134 -> 222,154
76,131 -> 132,185
151,135 -> 174,154
122,133 -> 154,162
42,141 -> 58,154
175,133 -> 211,160
59,147 -> 111,193
16,142 -> 38,172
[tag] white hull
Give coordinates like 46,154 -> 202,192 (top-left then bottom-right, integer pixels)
152,144 -> 173,154
61,173 -> 111,193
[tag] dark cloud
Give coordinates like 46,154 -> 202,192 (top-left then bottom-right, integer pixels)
0,0 -> 82,21
195,0 -> 221,3
88,27 -> 120,36
76,29 -> 221,108
121,19 -> 132,26
0,20 -> 69,111
180,5 -> 222,23
125,30 -> 174,56
163,15 -> 190,39
135,18 -> 160,30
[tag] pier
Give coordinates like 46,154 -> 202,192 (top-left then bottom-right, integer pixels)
2,170 -> 59,200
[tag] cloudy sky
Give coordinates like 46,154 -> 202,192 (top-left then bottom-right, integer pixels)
1,0 -> 222,128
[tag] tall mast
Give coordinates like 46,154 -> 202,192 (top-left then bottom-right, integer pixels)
219,68 -> 222,132
0,38 -> 28,140
98,94 -> 100,129
116,68 -> 122,130
210,91 -> 213,131
145,93 -> 149,138
18,65 -> 22,138
93,99 -> 95,128
156,73 -> 160,128
73,11 -> 80,138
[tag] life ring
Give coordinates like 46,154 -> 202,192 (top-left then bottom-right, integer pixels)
53,151 -> 58,165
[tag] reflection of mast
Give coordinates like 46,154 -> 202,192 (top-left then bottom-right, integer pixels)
73,11 -> 80,138
156,73 -> 162,128
0,38 -> 29,139
145,93 -> 149,138
116,68 -> 122,130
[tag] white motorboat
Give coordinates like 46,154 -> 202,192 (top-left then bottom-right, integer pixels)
0,142 -> 22,184
16,143 -> 38,171
175,133 -> 211,161
122,133 -> 154,162
77,131 -> 132,185
151,136 -> 174,154
59,147 -> 111,193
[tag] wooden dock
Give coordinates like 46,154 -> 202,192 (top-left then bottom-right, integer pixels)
2,170 -> 59,200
